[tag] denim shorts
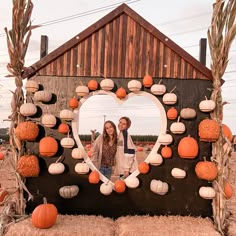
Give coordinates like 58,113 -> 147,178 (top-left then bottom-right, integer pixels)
100,166 -> 112,179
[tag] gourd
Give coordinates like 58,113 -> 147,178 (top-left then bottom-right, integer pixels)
138,162 -> 150,174
20,103 -> 37,117
41,114 -> 57,128
124,176 -> 139,188
150,179 -> 169,195
199,96 -> 216,112
178,135 -> 198,159
34,90 -> 52,102
71,147 -> 85,159
74,162 -> 90,174
59,185 -> 79,198
198,119 -> 220,142
32,197 -> 58,229
171,168 -> 186,179
143,74 -> 153,88
88,79 -> 98,91
114,179 -> 126,193
100,78 -> 114,91
127,80 -> 142,92
161,146 -> 172,158
75,85 -> 89,97
68,97 -> 79,109
39,137 -> 58,157
167,107 -> 178,120
59,109 -> 74,121
170,116 -> 186,134
25,80 -> 39,93
15,121 -> 39,141
48,156 -> 65,175
17,154 -> 40,177
60,135 -> 75,148
100,182 -> 113,196
148,153 -> 163,166
157,133 -> 173,145
116,87 -> 127,99
195,157 -> 218,181
199,186 -> 216,199
150,79 -> 166,95
180,108 -> 196,119
88,170 -> 100,184
58,123 -> 70,134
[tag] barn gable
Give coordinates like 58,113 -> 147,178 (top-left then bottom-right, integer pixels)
24,3 -> 212,80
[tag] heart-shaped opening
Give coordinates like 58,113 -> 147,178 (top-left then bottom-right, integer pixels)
72,90 -> 167,184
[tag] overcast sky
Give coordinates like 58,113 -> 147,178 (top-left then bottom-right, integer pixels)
0,0 -> 235,134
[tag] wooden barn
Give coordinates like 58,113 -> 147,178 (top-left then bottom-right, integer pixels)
22,3 -> 215,218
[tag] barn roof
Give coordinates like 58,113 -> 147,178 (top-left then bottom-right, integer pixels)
23,3 -> 213,80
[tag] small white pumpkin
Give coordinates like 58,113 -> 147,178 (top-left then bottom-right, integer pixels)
59,109 -> 74,121
150,79 -> 166,95
170,116 -> 186,134
100,182 -> 113,196
127,80 -> 142,92
171,168 -> 186,179
25,80 -> 39,93
20,103 -> 37,117
74,162 -> 90,174
180,108 -> 196,119
71,147 -> 85,159
34,90 -> 52,102
48,156 -> 65,175
199,186 -> 216,199
75,85 -> 89,97
100,78 -> 114,91
150,179 -> 169,195
60,136 -> 75,149
59,185 -> 79,198
41,114 -> 57,128
199,96 -> 216,112
157,133 -> 173,145
125,176 -> 140,188
148,153 -> 163,166
162,88 -> 177,105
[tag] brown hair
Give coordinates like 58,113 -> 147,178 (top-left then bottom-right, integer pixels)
103,120 -> 117,144
119,116 -> 131,129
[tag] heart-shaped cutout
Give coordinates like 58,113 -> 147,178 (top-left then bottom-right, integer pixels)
72,90 -> 167,184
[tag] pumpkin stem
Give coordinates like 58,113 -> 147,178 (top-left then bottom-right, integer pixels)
43,197 -> 47,204
205,96 -> 208,100
177,116 -> 181,123
158,79 -> 163,85
100,73 -> 106,79
169,86 -> 176,93
55,156 -> 63,163
203,156 -> 207,162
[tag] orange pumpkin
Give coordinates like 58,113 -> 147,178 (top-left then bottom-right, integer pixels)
0,184 -> 8,205
68,97 -> 79,109
0,152 -> 4,160
178,135 -> 198,159
167,107 -> 178,120
88,170 -> 100,184
161,146 -> 172,158
39,137 -> 58,157
138,162 -> 150,174
32,197 -> 58,229
143,74 -> 153,88
222,124 -> 233,142
198,119 -> 220,142
224,181 -> 233,199
114,179 -> 126,193
116,87 -> 126,99
195,159 -> 218,181
58,123 -> 70,134
88,79 -> 98,91
15,121 -> 39,141
17,155 -> 40,177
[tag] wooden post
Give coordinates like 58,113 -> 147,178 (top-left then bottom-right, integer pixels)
40,35 -> 48,59
199,38 -> 207,66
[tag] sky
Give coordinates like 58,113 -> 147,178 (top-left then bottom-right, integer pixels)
0,0 -> 235,135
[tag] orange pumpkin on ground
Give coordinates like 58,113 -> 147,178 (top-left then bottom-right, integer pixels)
178,135 -> 198,159
32,197 -> 58,229
88,170 -> 100,184
15,121 -> 39,141
114,179 -> 126,193
224,181 -> 233,199
195,158 -> 218,181
58,123 -> 70,134
39,137 -> 58,157
161,146 -> 172,158
17,155 -> 40,177
198,119 -> 220,142
68,97 -> 79,109
138,162 -> 150,174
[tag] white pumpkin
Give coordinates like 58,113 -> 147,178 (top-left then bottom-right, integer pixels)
157,133 -> 173,145
48,156 -> 65,175
148,153 -> 163,166
100,78 -> 114,91
199,97 -> 216,112
74,162 -> 90,174
150,179 -> 169,195
75,85 -> 89,97
59,185 -> 79,198
100,182 -> 113,196
170,116 -> 186,134
125,176 -> 140,188
25,80 -> 39,93
71,147 -> 85,159
61,136 -> 75,148
163,93 -> 177,105
180,108 -> 196,119
41,114 -> 57,128
199,186 -> 216,199
127,80 -> 142,92
171,168 -> 186,179
150,80 -> 166,95
20,103 -> 37,117
34,90 -> 52,102
59,109 -> 74,121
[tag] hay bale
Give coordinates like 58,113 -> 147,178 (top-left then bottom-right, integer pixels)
115,215 -> 220,236
5,215 -> 116,236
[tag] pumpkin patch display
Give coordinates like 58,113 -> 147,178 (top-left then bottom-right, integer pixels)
39,137 -> 58,157
198,119 -> 220,142
59,185 -> 79,198
32,197 -> 58,229
138,162 -> 150,174
178,135 -> 198,159
116,87 -> 127,99
17,154 -> 40,177
15,121 -> 39,141
114,179 -> 126,193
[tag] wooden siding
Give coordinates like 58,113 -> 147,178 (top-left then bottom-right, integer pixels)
38,14 -> 209,80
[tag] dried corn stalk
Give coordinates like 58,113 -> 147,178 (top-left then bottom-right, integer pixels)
207,0 -> 236,234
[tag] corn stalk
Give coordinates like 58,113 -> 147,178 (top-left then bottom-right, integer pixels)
207,0 -> 236,234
